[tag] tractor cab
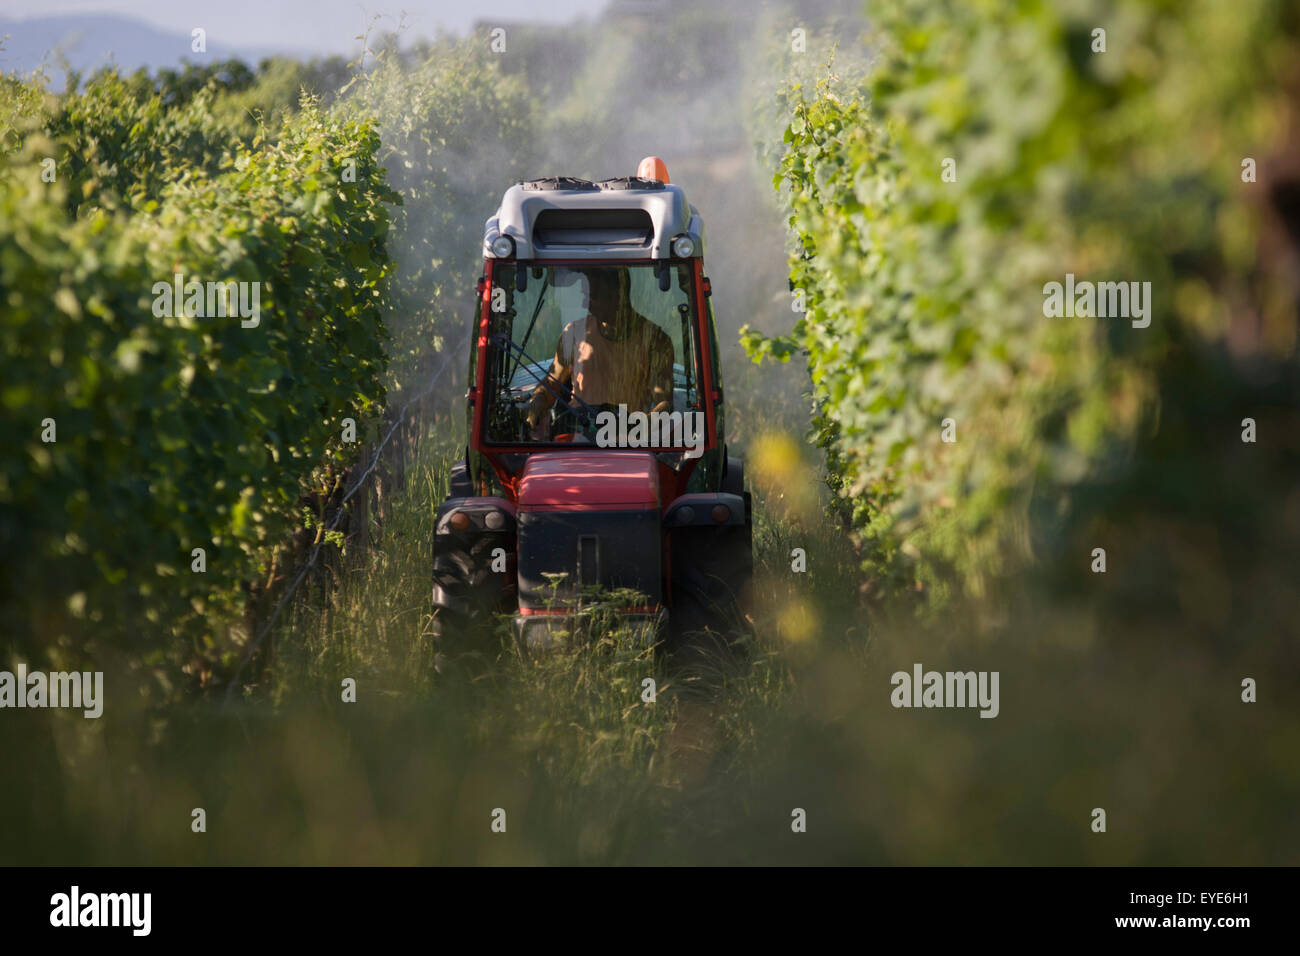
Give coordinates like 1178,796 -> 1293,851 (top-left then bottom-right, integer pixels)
433,158 -> 751,662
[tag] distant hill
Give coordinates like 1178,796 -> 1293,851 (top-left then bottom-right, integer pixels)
0,13 -> 323,89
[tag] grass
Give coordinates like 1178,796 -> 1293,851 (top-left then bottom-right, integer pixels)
3,414 -> 1297,865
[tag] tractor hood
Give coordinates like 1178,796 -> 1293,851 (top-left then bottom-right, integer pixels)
517,451 -> 660,511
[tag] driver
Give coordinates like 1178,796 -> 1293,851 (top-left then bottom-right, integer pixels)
526,268 -> 674,434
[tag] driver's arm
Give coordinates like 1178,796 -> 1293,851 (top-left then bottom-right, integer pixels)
648,329 -> 674,414
526,328 -> 572,427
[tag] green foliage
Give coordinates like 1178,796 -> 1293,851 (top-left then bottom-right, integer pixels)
0,73 -> 397,688
46,73 -> 247,213
0,74 -> 52,154
341,41 -> 537,396
754,0 -> 1300,602
44,58 -> 358,213
115,58 -> 258,109
196,57 -> 355,137
0,37 -> 548,691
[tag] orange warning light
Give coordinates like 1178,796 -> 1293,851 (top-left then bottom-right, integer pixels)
636,156 -> 670,184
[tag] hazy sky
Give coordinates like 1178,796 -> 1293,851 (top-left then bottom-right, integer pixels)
0,0 -> 611,54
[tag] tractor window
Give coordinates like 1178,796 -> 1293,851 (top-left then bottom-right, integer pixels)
483,262 -> 703,447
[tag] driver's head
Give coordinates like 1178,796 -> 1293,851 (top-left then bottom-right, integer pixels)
586,269 -> 634,340
586,269 -> 622,312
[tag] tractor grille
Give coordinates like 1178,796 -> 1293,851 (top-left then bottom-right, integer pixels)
517,509 -> 661,610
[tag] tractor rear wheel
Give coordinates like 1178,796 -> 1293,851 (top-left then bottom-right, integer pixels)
667,489 -> 754,676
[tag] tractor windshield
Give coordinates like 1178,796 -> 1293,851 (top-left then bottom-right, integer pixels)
483,262 -> 703,448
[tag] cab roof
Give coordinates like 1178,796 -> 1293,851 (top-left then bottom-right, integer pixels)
483,176 -> 705,261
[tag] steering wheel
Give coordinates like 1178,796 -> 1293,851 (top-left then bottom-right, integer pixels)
522,405 -> 592,443
553,402 -> 624,445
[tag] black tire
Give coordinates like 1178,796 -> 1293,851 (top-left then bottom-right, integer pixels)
667,497 -> 754,676
431,519 -> 511,677
721,453 -> 745,497
448,456 -> 473,497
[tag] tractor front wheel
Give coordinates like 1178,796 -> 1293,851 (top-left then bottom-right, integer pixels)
430,489 -> 516,678
431,545 -> 507,678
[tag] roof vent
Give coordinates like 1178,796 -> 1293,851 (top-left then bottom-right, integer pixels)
596,177 -> 666,191
518,177 -> 599,191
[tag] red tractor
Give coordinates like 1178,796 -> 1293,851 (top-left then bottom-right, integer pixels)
432,157 -> 752,670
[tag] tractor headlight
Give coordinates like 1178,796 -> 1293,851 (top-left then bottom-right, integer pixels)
671,235 -> 695,258
491,235 -> 516,258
